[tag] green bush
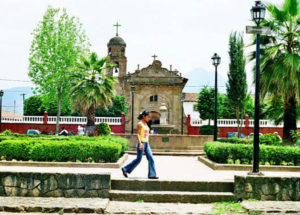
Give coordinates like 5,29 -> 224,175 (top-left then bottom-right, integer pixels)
199,125 -> 218,135
96,123 -> 111,136
218,137 -> 252,144
204,141 -> 300,166
259,133 -> 282,146
0,135 -> 127,163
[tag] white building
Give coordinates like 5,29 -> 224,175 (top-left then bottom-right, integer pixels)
182,93 -> 199,119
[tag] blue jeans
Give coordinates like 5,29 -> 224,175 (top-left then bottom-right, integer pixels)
123,142 -> 157,178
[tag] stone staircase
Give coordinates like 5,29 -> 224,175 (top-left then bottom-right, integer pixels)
109,179 -> 235,203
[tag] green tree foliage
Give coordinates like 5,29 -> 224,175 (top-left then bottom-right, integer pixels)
24,95 -> 73,116
250,0 -> 300,143
226,31 -> 247,137
196,86 -> 221,124
24,95 -> 44,116
70,52 -> 115,131
218,94 -> 254,119
95,95 -> 128,117
28,7 -> 90,133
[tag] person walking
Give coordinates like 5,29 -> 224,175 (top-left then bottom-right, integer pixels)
121,110 -> 159,179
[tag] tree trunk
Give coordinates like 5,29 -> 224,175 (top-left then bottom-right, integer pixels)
283,94 -> 297,144
55,94 -> 61,134
86,103 -> 95,135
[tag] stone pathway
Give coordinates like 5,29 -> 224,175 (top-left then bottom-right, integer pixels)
0,197 -> 109,213
0,197 -> 299,214
242,201 -> 300,214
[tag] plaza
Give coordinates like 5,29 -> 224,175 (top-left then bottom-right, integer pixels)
0,0 -> 299,214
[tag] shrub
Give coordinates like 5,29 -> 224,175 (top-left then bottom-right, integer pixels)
96,123 -> 111,136
199,125 -> 218,135
218,137 -> 252,144
0,135 -> 127,163
204,141 -> 300,166
259,133 -> 282,146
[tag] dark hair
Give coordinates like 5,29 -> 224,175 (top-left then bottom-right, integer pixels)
137,110 -> 150,120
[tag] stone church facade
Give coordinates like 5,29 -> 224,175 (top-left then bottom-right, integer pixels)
106,33 -> 188,134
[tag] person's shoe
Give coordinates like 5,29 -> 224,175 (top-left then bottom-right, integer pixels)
121,168 -> 128,178
148,176 -> 159,179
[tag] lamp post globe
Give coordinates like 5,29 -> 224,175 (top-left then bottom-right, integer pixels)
211,53 -> 221,66
251,1 -> 266,26
211,53 -> 220,141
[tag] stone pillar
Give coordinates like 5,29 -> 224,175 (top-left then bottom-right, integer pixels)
43,111 -> 48,125
245,114 -> 249,128
187,114 -> 191,135
121,112 -> 125,133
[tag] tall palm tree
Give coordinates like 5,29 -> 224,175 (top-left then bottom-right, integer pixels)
250,0 -> 299,143
70,52 -> 116,133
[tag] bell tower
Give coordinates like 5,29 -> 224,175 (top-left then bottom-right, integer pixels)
107,22 -> 127,77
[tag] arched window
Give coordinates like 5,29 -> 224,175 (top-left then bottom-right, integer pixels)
150,95 -> 158,102
121,47 -> 125,56
108,48 -> 112,56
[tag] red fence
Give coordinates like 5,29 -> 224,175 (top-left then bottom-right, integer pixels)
1,112 -> 125,134
187,114 -> 284,137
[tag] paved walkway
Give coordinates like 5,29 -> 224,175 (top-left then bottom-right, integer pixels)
0,155 -> 299,182
0,197 -> 299,214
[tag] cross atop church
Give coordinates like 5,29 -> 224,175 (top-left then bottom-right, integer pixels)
114,22 -> 121,36
152,54 -> 158,61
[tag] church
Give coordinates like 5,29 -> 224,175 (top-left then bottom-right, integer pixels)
106,25 -> 189,134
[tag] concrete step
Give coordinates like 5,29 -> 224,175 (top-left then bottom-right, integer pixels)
109,190 -> 235,203
111,179 -> 234,192
0,197 -> 109,213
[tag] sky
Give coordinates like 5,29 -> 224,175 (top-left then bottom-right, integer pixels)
0,0 -> 282,92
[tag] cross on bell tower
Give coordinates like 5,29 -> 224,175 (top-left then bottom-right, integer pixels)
152,54 -> 158,61
114,22 -> 121,36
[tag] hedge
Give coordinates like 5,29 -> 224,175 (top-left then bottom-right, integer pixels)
204,141 -> 300,166
0,134 -> 129,163
217,133 -> 282,146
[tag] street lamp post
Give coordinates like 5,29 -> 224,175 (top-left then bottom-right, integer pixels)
211,53 -> 221,141
0,90 -> 4,133
131,84 -> 135,134
250,0 -> 266,174
180,96 -> 185,135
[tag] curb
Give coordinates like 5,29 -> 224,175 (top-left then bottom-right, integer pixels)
0,153 -> 128,169
198,156 -> 300,172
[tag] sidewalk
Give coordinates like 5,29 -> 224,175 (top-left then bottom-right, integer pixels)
0,155 -> 299,182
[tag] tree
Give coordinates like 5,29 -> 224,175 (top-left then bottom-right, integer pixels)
24,95 -> 73,116
250,0 -> 300,143
24,95 -> 44,116
196,86 -> 221,125
28,7 -> 90,133
226,31 -> 247,138
95,95 -> 128,117
70,52 -> 115,134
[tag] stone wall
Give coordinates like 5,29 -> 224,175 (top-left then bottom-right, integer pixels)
113,134 -> 212,151
234,175 -> 300,201
0,172 -> 110,198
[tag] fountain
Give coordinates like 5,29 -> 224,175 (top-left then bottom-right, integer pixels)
151,103 -> 176,134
